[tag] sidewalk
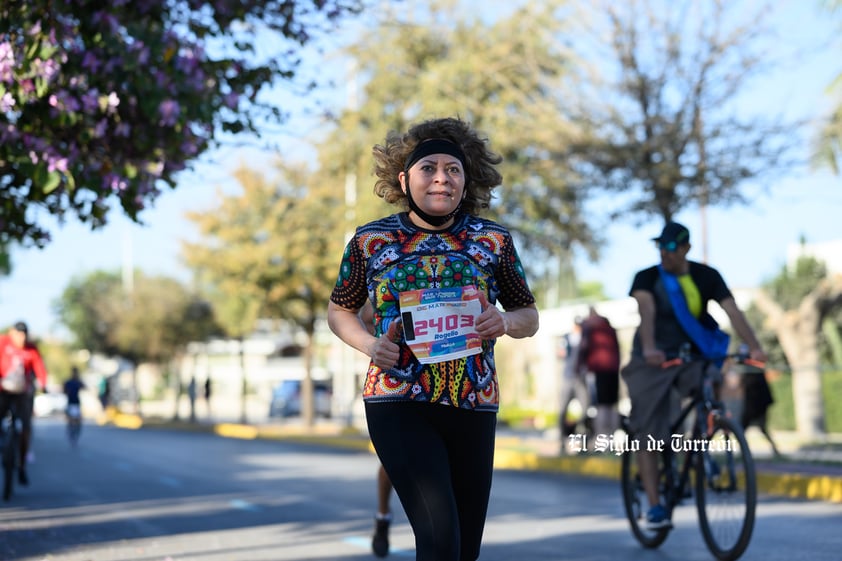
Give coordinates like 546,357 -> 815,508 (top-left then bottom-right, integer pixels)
101,404 -> 842,505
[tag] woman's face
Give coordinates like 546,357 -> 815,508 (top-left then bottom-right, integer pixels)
399,153 -> 466,227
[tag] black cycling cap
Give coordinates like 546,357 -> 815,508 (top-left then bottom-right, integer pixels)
12,321 -> 28,334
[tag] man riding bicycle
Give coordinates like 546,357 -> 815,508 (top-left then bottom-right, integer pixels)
621,222 -> 766,530
0,322 -> 48,486
64,366 -> 86,445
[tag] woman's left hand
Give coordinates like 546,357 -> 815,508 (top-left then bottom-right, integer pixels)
475,292 -> 508,339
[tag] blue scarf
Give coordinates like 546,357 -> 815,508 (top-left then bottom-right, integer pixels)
658,265 -> 730,366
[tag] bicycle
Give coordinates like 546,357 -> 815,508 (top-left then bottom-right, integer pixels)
67,403 -> 82,446
620,351 -> 758,561
0,399 -> 22,501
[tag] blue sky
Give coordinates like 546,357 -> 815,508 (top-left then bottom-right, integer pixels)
1,1 -> 840,339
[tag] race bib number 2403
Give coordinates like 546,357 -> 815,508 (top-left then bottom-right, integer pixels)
399,285 -> 482,364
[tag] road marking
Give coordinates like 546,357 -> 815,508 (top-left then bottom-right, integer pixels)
343,536 -> 413,557
229,499 -> 262,512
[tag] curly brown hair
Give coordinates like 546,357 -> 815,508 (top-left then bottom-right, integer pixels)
372,117 -> 503,215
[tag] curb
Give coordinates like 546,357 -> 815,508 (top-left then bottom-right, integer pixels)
102,413 -> 842,504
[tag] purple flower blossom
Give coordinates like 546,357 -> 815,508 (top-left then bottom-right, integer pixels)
1,92 -> 15,112
91,11 -> 121,35
0,42 -> 15,83
47,155 -> 69,173
133,41 -> 150,65
93,118 -> 108,138
31,57 -> 61,82
104,56 -> 123,73
103,172 -> 128,192
223,91 -> 238,109
81,52 -> 101,73
158,99 -> 180,126
20,79 -> 35,95
0,123 -> 18,143
81,89 -> 99,113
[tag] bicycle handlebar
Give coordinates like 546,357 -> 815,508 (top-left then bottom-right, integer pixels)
660,353 -> 766,370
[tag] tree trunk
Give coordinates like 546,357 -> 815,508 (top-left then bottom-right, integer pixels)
301,327 -> 315,428
172,355 -> 188,421
239,338 -> 248,424
753,289 -> 827,439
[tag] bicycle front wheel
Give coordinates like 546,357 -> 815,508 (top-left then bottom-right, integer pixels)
695,414 -> 757,561
2,429 -> 18,501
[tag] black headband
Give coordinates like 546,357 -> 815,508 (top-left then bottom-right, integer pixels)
404,138 -> 466,171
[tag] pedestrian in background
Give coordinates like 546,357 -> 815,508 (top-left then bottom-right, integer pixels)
557,318 -> 589,452
578,306 -> 621,437
204,377 -> 212,419
733,343 -> 780,457
327,117 -> 539,561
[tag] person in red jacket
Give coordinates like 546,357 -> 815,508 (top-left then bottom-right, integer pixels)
577,307 -> 621,437
0,321 -> 48,486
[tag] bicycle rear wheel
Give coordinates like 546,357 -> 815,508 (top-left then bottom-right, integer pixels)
71,420 -> 83,445
621,440 -> 670,548
695,415 -> 757,561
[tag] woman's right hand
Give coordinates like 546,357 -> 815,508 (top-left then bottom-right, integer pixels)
370,319 -> 402,370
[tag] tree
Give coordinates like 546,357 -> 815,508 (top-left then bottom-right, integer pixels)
0,242 -> 10,277
751,255 -> 842,438
0,0 -> 363,248
54,269 -> 220,411
564,0 -> 799,259
183,163 -> 345,427
53,270 -> 126,357
316,0 -> 598,306
815,0 -> 842,173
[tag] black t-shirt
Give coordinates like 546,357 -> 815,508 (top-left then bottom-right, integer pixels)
64,378 -> 85,405
629,261 -> 732,358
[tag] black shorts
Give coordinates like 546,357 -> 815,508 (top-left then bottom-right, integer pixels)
0,391 -> 33,431
592,370 -> 619,405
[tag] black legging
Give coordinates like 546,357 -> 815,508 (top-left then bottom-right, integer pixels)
365,401 -> 496,561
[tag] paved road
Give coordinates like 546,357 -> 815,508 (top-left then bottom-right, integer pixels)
0,419 -> 839,560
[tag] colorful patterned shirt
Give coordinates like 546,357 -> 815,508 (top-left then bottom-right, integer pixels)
330,212 -> 535,412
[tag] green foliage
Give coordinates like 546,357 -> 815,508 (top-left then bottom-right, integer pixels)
767,373 -> 796,431
53,269 -> 220,363
32,338 -> 79,389
767,370 -> 842,433
0,242 -> 9,276
749,254 -> 842,367
317,0 -> 598,289
824,370 -> 842,432
183,162 -> 344,337
498,406 -> 558,431
577,281 -> 608,302
53,270 -> 125,356
766,255 -> 828,308
0,0 -> 363,248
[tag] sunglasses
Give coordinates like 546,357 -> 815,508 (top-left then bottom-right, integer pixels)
657,241 -> 679,252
